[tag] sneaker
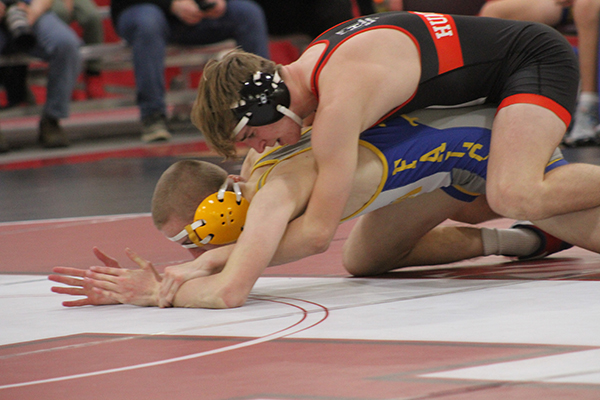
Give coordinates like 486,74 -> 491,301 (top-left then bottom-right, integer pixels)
0,131 -> 9,153
84,73 -> 106,99
511,221 -> 573,261
39,116 -> 69,148
563,106 -> 599,147
141,113 -> 172,143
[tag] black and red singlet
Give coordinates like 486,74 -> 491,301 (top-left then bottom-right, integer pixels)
308,12 -> 579,127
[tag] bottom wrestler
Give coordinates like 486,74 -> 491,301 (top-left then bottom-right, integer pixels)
49,105 -> 592,308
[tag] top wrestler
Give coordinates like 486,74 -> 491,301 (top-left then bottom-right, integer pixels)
192,11 -> 600,272
50,106 -> 597,309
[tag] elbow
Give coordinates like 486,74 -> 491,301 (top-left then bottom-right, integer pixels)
217,283 -> 249,309
220,292 -> 247,309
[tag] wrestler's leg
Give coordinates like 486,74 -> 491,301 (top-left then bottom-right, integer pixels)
533,207 -> 600,253
449,195 -> 501,225
342,190 -> 484,276
486,103 -> 600,221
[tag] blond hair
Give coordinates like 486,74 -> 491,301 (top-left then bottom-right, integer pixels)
151,160 -> 228,229
192,49 -> 280,158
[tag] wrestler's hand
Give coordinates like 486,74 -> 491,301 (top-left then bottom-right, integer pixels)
87,248 -> 162,307
202,0 -> 226,19
159,260 -> 215,308
171,0 -> 203,25
49,247 -> 123,307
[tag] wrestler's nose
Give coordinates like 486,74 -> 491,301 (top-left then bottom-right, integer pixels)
245,136 -> 266,153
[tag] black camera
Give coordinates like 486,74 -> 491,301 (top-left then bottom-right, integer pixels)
2,0 -> 36,52
194,0 -> 216,11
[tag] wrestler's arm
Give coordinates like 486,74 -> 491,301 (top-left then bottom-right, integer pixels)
265,52 -> 404,264
169,168 -> 309,308
92,175 -> 301,309
156,148 -> 264,305
268,105 -> 361,264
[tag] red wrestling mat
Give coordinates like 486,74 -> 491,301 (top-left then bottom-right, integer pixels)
2,334 -> 599,400
4,215 -> 598,279
1,216 -> 599,400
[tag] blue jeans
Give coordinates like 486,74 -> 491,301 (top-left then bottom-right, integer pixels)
0,12 -> 82,119
116,0 -> 270,120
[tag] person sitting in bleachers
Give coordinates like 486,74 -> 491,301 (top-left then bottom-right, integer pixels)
110,0 -> 270,143
0,0 -> 82,151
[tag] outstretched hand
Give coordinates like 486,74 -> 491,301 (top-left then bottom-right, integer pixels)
49,247 -> 123,307
87,248 -> 163,307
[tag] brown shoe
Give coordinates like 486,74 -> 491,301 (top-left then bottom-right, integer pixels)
141,113 -> 172,143
39,116 -> 69,148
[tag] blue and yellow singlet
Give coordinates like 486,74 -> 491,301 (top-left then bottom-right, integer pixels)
252,106 -> 567,221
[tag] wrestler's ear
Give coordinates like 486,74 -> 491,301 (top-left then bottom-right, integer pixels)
228,174 -> 246,183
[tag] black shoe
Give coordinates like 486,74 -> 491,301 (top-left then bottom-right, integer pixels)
511,221 -> 573,260
39,116 -> 69,148
0,132 -> 9,153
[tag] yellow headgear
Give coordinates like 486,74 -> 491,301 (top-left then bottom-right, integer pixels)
168,179 -> 249,248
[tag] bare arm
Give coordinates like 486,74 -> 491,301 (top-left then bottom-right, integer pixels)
166,32 -> 421,306
170,173 -> 304,308
158,244 -> 234,307
266,36 -> 419,264
268,105 -> 361,264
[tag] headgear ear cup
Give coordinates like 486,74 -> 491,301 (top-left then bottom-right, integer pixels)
231,71 -> 302,137
232,71 -> 291,126
191,191 -> 249,245
167,179 -> 250,248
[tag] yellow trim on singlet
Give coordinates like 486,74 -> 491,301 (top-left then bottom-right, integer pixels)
451,184 -> 482,197
251,150 -> 282,173
546,157 -> 564,167
249,126 -> 392,223
255,147 -> 313,191
252,137 -> 389,223
340,139 -> 388,222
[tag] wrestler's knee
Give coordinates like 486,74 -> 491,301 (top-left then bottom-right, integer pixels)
342,255 -> 385,277
341,242 -> 377,277
341,242 -> 367,276
486,180 -> 547,221
342,243 -> 410,277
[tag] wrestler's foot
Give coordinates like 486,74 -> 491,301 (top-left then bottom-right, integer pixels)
511,221 -> 573,261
